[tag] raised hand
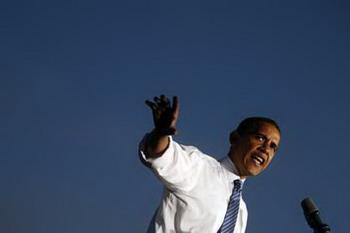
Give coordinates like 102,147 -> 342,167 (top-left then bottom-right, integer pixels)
145,95 -> 179,136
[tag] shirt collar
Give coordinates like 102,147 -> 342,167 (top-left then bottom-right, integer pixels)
219,156 -> 246,183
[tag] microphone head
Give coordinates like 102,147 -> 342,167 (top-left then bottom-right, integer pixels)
301,197 -> 331,233
301,197 -> 319,215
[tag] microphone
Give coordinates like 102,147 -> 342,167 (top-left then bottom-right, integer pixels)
301,197 -> 331,233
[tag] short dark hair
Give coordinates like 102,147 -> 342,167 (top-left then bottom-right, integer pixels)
236,117 -> 281,136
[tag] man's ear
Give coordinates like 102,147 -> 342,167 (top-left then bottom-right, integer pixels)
229,130 -> 240,145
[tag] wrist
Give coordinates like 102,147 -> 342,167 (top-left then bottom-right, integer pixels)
153,127 -> 176,136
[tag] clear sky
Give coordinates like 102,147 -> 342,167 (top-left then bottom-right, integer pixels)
1,1 -> 349,233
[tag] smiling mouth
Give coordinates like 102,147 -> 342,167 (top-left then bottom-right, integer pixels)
252,153 -> 265,166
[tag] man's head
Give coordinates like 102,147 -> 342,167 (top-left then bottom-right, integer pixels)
229,117 -> 281,178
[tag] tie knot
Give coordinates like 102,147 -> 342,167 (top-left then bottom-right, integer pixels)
233,179 -> 242,191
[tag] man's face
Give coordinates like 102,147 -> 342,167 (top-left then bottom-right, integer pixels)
230,122 -> 281,178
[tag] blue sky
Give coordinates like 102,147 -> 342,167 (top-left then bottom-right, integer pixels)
1,1 -> 349,232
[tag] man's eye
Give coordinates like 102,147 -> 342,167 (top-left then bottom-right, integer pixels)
270,143 -> 278,152
256,135 -> 264,141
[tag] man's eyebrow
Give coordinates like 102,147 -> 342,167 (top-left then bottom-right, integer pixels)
255,133 -> 267,139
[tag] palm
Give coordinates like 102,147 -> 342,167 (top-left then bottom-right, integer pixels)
145,95 -> 179,135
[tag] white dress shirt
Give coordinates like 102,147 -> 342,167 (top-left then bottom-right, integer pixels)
139,135 -> 248,233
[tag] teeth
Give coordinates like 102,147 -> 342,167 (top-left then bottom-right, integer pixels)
253,155 -> 264,165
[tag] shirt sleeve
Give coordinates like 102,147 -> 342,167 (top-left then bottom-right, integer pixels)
139,134 -> 202,193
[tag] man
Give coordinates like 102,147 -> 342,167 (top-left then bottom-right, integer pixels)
139,95 -> 281,233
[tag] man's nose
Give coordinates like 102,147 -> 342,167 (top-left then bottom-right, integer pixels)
258,143 -> 269,154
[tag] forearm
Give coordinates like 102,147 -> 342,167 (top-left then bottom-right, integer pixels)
145,129 -> 171,159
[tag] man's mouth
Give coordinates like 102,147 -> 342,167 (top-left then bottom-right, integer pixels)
252,153 -> 266,166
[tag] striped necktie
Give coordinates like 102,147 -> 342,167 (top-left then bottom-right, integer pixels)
218,179 -> 243,233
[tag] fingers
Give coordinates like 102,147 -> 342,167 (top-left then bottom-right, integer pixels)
153,95 -> 170,110
172,96 -> 179,118
146,95 -> 173,112
145,95 -> 180,136
161,95 -> 171,108
145,100 -> 157,111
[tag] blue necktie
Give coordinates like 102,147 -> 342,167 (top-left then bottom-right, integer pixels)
218,179 -> 243,233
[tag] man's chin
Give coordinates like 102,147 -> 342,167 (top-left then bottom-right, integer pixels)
238,163 -> 264,177
245,166 -> 264,177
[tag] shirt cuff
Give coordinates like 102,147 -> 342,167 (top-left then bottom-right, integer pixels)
139,135 -> 175,170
